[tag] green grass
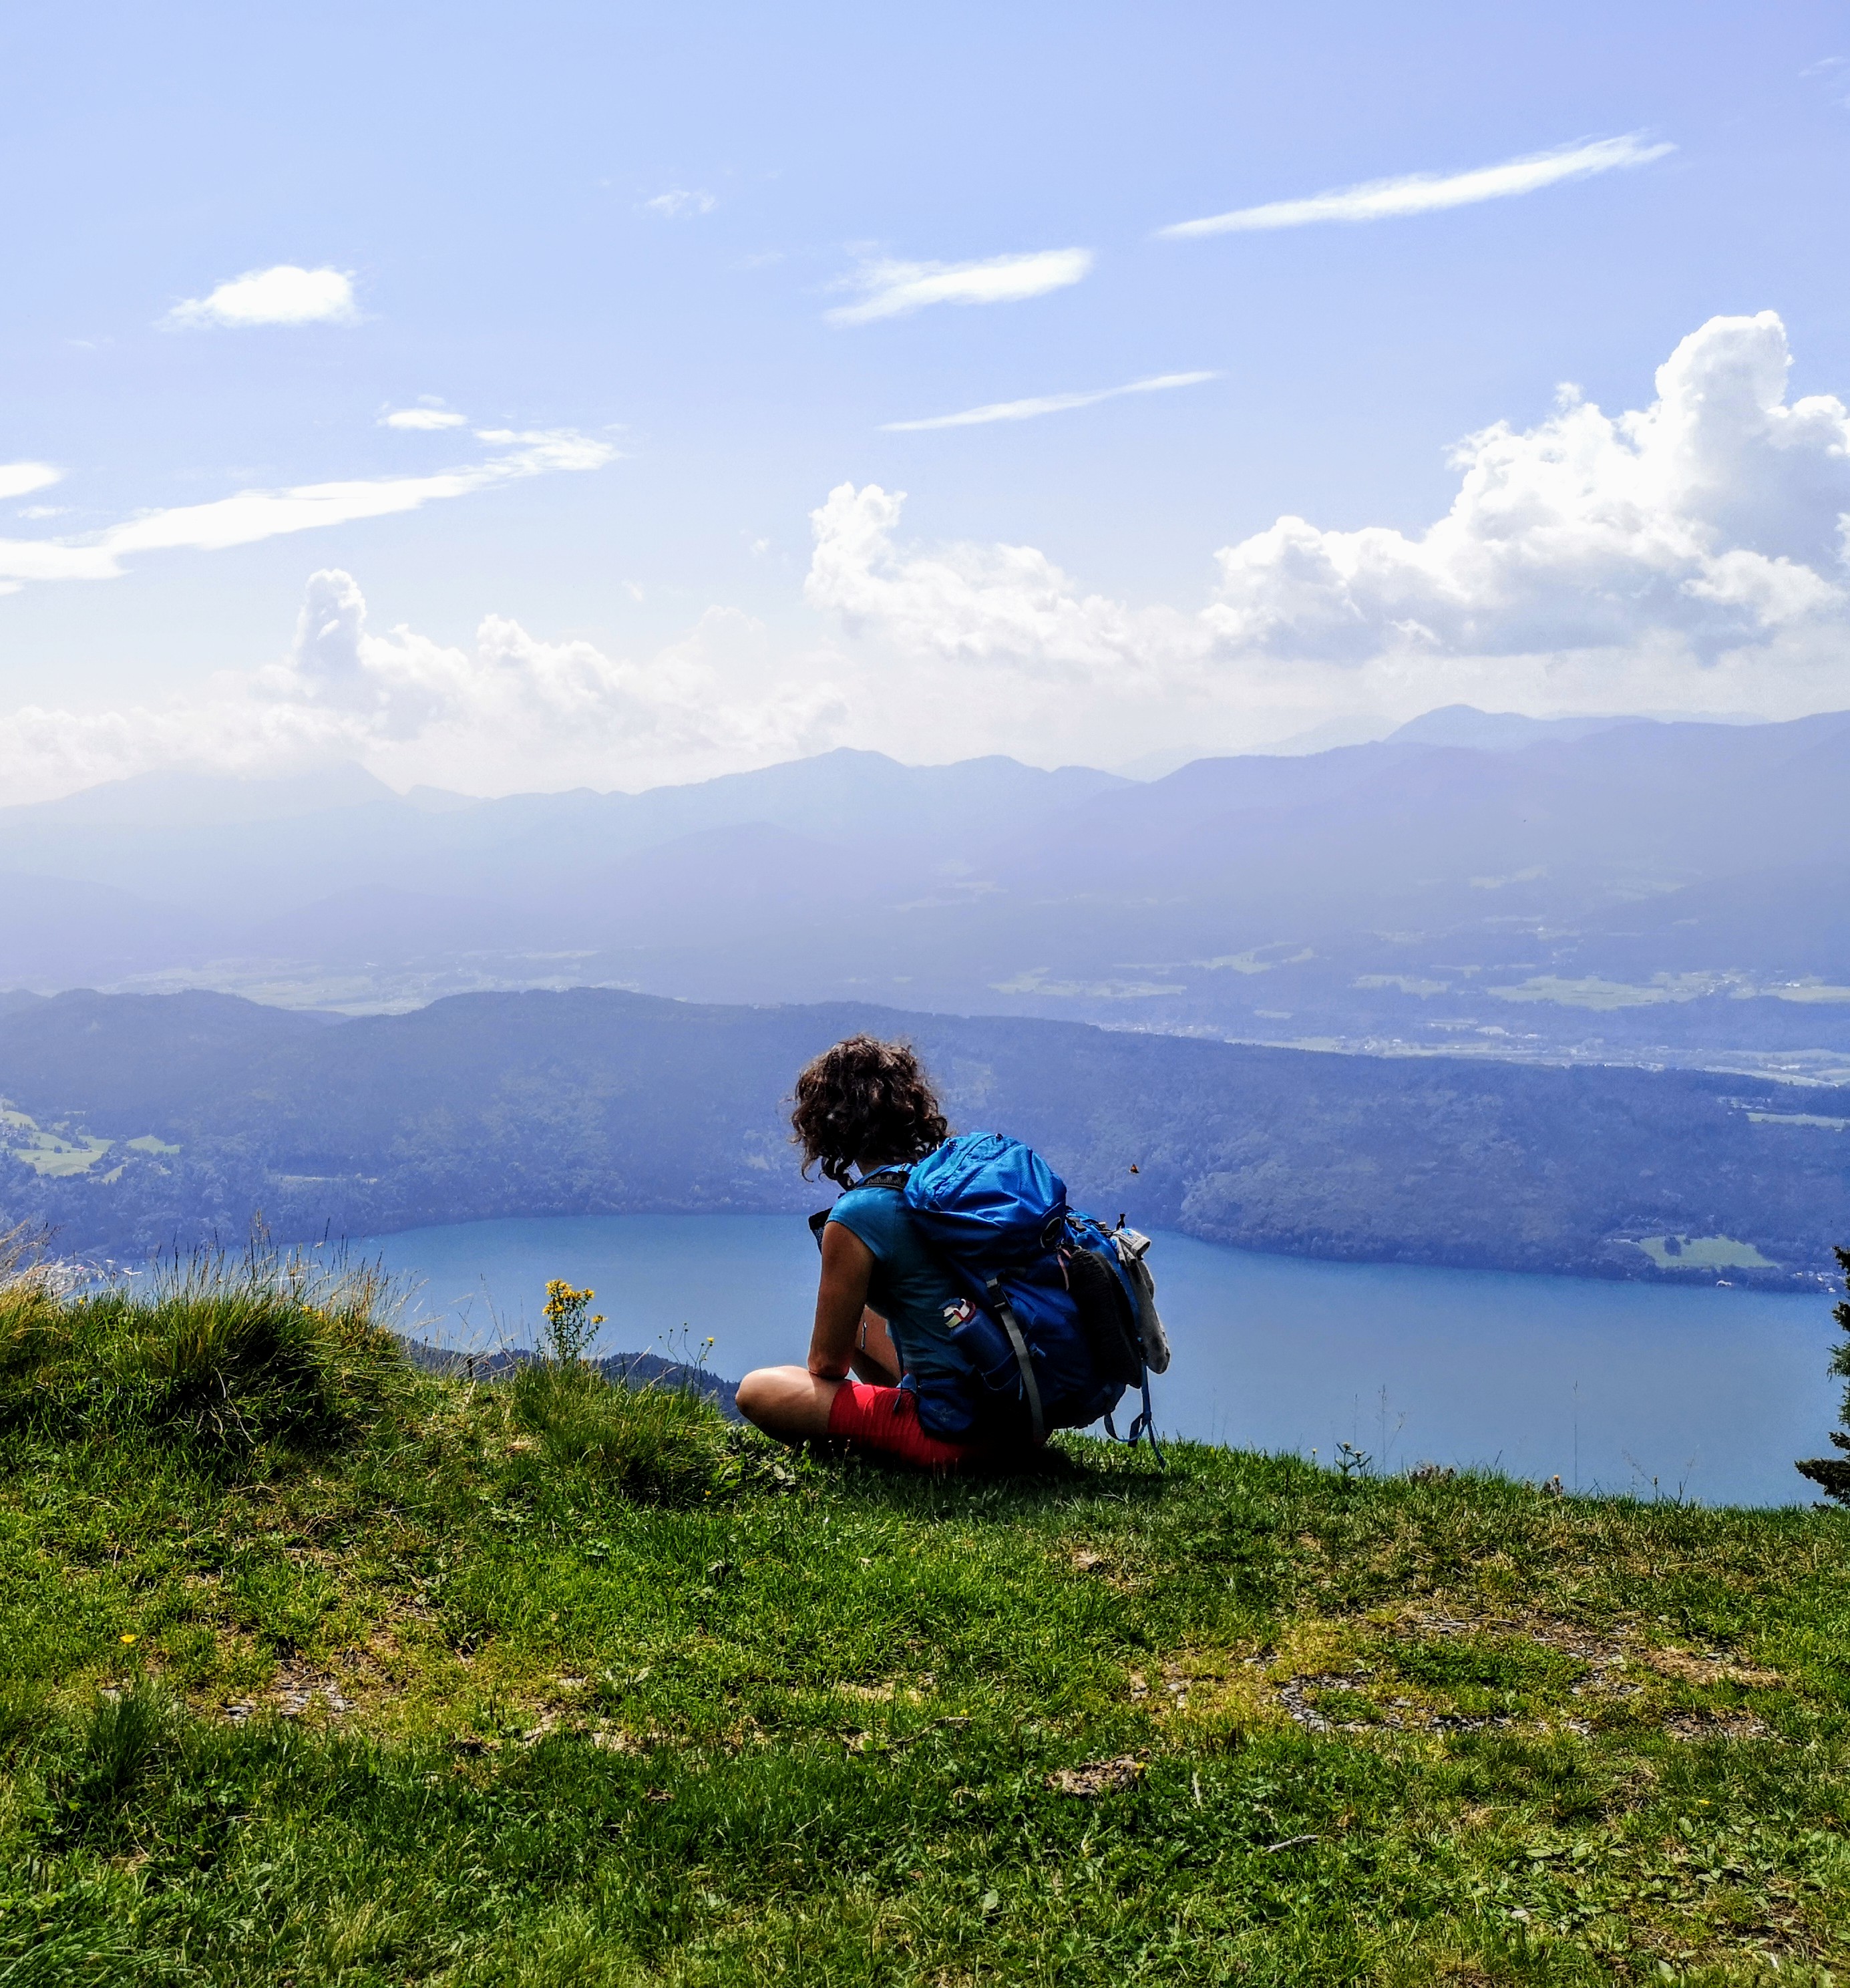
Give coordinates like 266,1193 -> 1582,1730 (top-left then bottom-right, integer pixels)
1,1101 -> 115,1178
3,1247 -> 1849,1985
1630,1237 -> 1777,1273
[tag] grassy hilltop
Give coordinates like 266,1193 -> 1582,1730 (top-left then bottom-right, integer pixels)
4,1253 -> 1850,1985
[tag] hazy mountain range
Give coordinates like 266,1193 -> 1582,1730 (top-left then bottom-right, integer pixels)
5,707 -> 1849,1082
1,984 -> 1844,1289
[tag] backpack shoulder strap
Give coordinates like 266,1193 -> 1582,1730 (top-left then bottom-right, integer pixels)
809,1165 -> 912,1251
984,1273 -> 1047,1446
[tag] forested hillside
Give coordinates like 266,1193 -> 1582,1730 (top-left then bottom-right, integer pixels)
2,987 -> 1845,1285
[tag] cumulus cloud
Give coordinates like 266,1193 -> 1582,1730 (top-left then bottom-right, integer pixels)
1159,134 -> 1672,239
0,569 -> 848,804
166,265 -> 359,328
805,482 -> 1193,681
1201,311 -> 1849,664
827,248 -> 1093,325
381,401 -> 468,430
0,430 -> 614,589
805,313 -> 1850,742
882,369 -> 1217,433
0,462 -> 61,500
644,188 -> 717,216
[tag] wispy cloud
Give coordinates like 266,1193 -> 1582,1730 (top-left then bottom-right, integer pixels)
827,248 -> 1093,325
644,188 -> 717,217
381,401 -> 468,431
1801,54 -> 1850,106
0,430 -> 615,588
166,265 -> 359,328
0,462 -> 61,500
1158,134 -> 1672,239
882,370 -> 1218,433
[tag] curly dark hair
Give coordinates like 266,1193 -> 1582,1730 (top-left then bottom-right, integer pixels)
790,1035 -> 950,1186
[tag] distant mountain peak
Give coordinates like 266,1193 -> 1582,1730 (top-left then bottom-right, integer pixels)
1385,707 -> 1651,751
13,760 -> 401,827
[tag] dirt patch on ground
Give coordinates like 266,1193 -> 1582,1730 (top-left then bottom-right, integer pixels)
1127,1665 -> 1193,1711
1663,1708 -> 1772,1742
1642,1647 -> 1781,1689
223,1659 -> 354,1725
836,1679 -> 928,1705
1402,1608 -> 1634,1671
1127,1607 -> 1784,1752
1047,1756 -> 1146,1797
1275,1671 -> 1379,1733
1067,1544 -> 1140,1592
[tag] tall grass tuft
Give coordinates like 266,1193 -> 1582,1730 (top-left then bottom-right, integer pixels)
508,1273 -> 750,1502
510,1358 -> 748,1504
0,1233 -> 410,1458
58,1679 -> 168,1824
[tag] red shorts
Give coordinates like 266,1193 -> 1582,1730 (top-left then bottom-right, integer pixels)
826,1381 -> 993,1471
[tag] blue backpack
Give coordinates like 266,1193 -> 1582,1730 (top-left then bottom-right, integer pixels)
861,1132 -> 1169,1456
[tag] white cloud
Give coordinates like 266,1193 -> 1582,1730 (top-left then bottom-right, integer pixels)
0,430 -> 615,588
1159,134 -> 1672,239
882,370 -> 1218,433
166,265 -> 359,329
1201,311 -> 1849,664
804,313 -> 1850,754
805,482 -> 1191,681
0,569 -> 847,804
0,462 -> 61,500
827,248 -> 1093,325
381,402 -> 468,430
11,311 -> 1847,800
644,188 -> 717,217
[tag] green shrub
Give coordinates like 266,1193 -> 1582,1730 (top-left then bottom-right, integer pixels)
0,1240 -> 409,1457
1797,1245 -> 1850,1504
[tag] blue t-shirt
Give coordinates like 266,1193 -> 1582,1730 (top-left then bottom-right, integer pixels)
826,1183 -> 968,1403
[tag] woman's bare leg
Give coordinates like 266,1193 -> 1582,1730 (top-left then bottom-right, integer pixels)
735,1365 -> 842,1442
736,1309 -> 899,1444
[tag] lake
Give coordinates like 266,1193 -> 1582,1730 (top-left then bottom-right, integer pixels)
347,1213 -> 1843,1508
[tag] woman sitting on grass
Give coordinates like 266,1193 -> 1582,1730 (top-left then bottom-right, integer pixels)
735,1034 -> 1017,1470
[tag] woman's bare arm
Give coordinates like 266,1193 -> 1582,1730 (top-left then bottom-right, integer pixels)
733,1220 -> 895,1443
809,1220 -> 876,1379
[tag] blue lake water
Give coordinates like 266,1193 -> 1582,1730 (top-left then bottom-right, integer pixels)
346,1213 -> 1843,1508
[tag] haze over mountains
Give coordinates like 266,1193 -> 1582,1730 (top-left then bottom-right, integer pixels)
5,707 -> 1847,1081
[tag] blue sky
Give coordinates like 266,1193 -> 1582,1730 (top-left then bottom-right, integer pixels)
3,0 -> 1849,796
